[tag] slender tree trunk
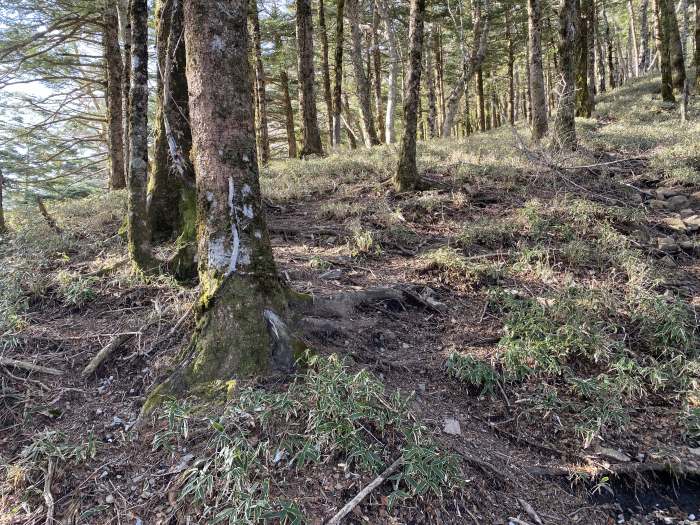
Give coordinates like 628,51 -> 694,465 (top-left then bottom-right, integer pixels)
605,6 -> 616,88
250,1 -> 270,166
342,93 -> 360,149
528,0 -> 549,139
296,0 -> 324,156
332,0 -> 345,147
680,0 -> 689,60
153,0 -> 296,399
371,6 -> 386,142
464,82 -> 473,134
117,0 -> 131,181
525,47 -> 533,122
596,11 -> 607,90
127,0 -> 157,271
281,70 -> 298,158
554,0 -> 578,149
696,0 -> 700,90
628,0 -> 640,76
506,7 -> 515,125
394,0 -> 426,192
655,0 -> 676,99
476,66 -> 486,131
640,0 -> 650,71
375,0 -> 400,144
425,26 -> 438,138
347,0 -> 380,146
103,2 -> 126,190
0,168 -> 6,234
575,0 -> 592,117
666,0 -> 687,88
588,0 -> 597,102
434,26 -> 446,129
319,0 -> 334,144
440,0 -> 490,137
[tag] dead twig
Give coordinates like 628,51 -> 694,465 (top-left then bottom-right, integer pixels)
518,499 -> 543,525
0,356 -> 63,376
527,460 -> 700,478
81,333 -> 134,376
326,456 -> 403,525
44,458 -> 55,525
36,197 -> 62,234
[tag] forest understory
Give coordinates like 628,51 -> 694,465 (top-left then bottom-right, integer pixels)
1,77 -> 700,524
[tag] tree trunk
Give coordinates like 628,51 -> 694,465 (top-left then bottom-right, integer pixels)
605,7 -> 616,88
596,11 -> 607,91
151,0 -> 296,401
319,0 -> 334,144
103,1 -> 126,190
666,0 -> 686,88
434,26 -> 446,129
554,0 -> 578,149
342,93 -> 360,149
640,0 -> 650,71
296,0 -> 324,156
424,26 -> 438,138
0,168 -> 6,234
476,66 -> 486,131
440,0 -> 490,137
628,0 -> 640,76
655,0 -> 676,100
281,70 -> 298,158
588,0 -> 597,102
372,6 -> 386,143
117,0 -> 131,182
393,0 -> 426,192
680,0 -> 689,60
375,0 -> 400,144
696,0 -> 699,90
127,0 -> 157,271
506,7 -> 515,125
347,0 -> 380,147
528,0 -> 548,139
332,0 -> 346,147
575,0 -> 592,117
250,1 -> 270,166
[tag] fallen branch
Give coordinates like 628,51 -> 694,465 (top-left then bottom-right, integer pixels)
0,356 -> 63,376
81,333 -> 134,376
517,499 -> 543,525
326,457 -> 403,525
36,197 -> 62,234
527,460 -> 700,479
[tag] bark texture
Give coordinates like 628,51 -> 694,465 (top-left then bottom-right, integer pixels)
0,168 -> 5,234
371,7 -> 385,142
528,0 -> 548,139
374,0 -> 400,144
347,0 -> 380,146
554,0 -> 578,149
666,0 -> 686,88
696,0 -> 700,90
332,0 -> 346,147
575,0 -> 592,117
425,25 -> 438,138
103,1 -> 126,190
250,1 -> 270,166
628,0 -> 640,76
394,0 -> 426,192
296,0 -> 324,156
150,0 -> 295,402
655,0 -> 676,100
281,70 -> 298,158
117,0 -> 131,182
640,0 -> 650,71
319,0 -> 334,143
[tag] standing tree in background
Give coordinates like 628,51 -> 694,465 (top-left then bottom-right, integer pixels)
331,0 -> 346,147
375,0 -> 400,144
103,1 -> 125,190
117,0 -> 131,182
372,7 -> 386,142
665,0 -> 686,89
296,0 -> 324,156
394,0 -> 426,192
318,0 -> 334,144
639,0 -> 650,71
250,1 -> 270,166
528,0 -> 548,139
627,0 -> 639,77
655,0 -> 675,101
553,0 -> 578,149
0,168 -> 6,234
150,0 -> 296,402
696,0 -> 699,90
575,0 -> 592,117
347,0 -> 380,146
425,25 -> 439,138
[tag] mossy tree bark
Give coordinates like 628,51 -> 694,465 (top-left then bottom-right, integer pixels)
250,1 -> 270,166
393,0 -> 426,192
347,0 -> 380,147
103,1 -> 125,191
655,0 -> 676,101
127,0 -> 159,273
150,0 -> 296,401
296,0 -> 324,157
554,0 -> 578,149
331,0 -> 345,148
528,0 -> 548,139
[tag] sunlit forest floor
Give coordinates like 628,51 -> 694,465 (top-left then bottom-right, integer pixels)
2,77 -> 700,524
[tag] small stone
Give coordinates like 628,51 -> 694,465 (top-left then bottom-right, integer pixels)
666,195 -> 689,210
648,199 -> 668,210
402,343 -> 410,349
657,236 -> 679,253
655,187 -> 680,199
105,494 -> 115,504
690,191 -> 700,201
679,240 -> 696,252
661,217 -> 687,231
418,383 -> 426,393
443,417 -> 461,436
689,447 -> 700,457
596,446 -> 631,463
679,208 -> 695,218
689,514 -> 696,521
658,255 -> 677,267
319,269 -> 343,280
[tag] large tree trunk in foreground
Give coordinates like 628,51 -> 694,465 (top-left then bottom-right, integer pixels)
655,0 -> 676,100
553,0 -> 578,149
528,0 -> 548,139
375,0 -> 400,144
103,2 -> 126,190
250,1 -> 270,166
149,0 -> 295,403
127,0 -> 158,272
347,0 -> 380,146
319,0 -> 334,144
394,0 -> 426,192
296,0 -> 324,156
331,0 -> 346,147
440,0 -> 489,137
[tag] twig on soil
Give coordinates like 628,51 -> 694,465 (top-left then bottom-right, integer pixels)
326,456 -> 404,525
517,499 -> 543,525
507,517 -> 533,525
44,458 -> 55,525
527,460 -> 700,478
0,356 -> 63,376
81,333 -> 134,376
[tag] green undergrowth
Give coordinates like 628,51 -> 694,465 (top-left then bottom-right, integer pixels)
152,354 -> 462,523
